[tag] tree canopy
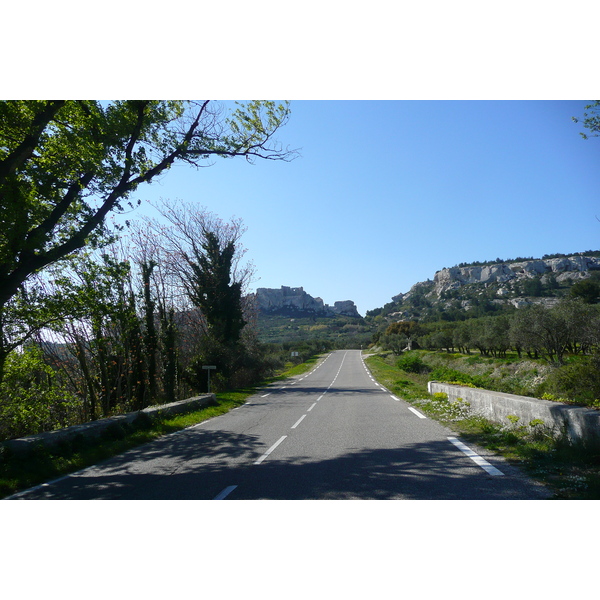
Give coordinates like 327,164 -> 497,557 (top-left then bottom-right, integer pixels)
0,100 -> 293,307
0,100 -> 295,379
572,101 -> 600,139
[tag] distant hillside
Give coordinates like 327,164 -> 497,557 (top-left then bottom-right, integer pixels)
448,249 -> 600,270
251,286 -> 369,346
368,251 -> 600,323
256,313 -> 373,347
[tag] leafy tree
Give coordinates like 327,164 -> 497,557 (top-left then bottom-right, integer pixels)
452,320 -> 469,354
137,201 -> 258,391
522,277 -> 543,297
544,273 -> 559,292
159,307 -> 179,404
490,314 -> 511,357
570,279 -> 600,304
419,323 -> 455,352
383,321 -> 421,352
188,231 -> 246,345
182,229 -> 249,389
508,299 -> 593,365
572,101 -> 600,139
0,344 -> 80,441
141,260 -> 159,401
140,200 -> 253,341
451,318 -> 504,354
48,249 -> 149,418
0,100 -> 295,382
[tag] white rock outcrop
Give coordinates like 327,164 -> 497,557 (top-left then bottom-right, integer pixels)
432,255 -> 600,296
332,300 -> 361,318
254,287 -> 361,318
255,286 -> 324,313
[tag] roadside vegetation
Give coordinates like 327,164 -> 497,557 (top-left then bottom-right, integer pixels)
365,350 -> 600,499
370,295 -> 600,408
257,313 -> 373,348
0,207 -> 319,444
0,100 -> 295,444
0,353 -> 322,499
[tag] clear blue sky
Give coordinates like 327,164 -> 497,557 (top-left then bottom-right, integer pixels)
9,7 -> 598,317
128,100 -> 600,316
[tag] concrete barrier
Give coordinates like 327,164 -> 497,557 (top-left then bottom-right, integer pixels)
428,381 -> 600,449
3,394 -> 217,456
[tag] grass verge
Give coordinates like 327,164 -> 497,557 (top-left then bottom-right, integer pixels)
365,352 -> 600,499
0,353 -> 324,499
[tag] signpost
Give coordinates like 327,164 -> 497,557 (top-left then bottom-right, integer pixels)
202,365 -> 216,393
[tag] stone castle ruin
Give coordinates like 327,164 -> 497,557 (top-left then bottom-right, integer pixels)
254,286 -> 361,318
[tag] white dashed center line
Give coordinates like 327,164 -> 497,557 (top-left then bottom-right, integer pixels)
291,415 -> 307,429
213,485 -> 238,500
254,435 -> 287,465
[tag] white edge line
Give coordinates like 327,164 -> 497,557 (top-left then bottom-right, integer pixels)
408,406 -> 427,419
6,476 -> 69,499
254,435 -> 287,465
447,437 -> 504,476
213,485 -> 238,500
5,463 -> 98,500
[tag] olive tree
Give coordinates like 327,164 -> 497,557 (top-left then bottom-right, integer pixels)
509,299 -> 593,365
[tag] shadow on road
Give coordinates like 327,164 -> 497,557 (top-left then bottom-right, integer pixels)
242,440 -> 551,500
21,428 -> 261,500
20,427 -> 550,500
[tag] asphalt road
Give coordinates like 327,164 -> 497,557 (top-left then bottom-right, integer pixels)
11,350 -> 551,500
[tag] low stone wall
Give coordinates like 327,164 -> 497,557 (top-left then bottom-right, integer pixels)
428,381 -> 600,449
3,394 -> 217,456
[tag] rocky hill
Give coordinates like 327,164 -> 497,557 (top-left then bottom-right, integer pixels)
374,252 -> 600,322
254,286 -> 362,318
431,255 -> 600,297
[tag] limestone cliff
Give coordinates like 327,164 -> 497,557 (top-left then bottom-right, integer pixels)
254,286 -> 361,318
432,255 -> 600,296
332,300 -> 361,318
383,252 -> 600,321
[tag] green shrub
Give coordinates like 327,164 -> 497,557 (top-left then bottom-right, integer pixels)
430,366 -> 472,384
465,356 -> 483,365
396,352 -> 430,374
395,379 -> 412,387
446,380 -> 477,388
543,357 -> 600,406
429,364 -> 494,389
0,346 -> 81,442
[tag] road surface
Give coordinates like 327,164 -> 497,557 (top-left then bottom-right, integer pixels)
10,350 -> 551,499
